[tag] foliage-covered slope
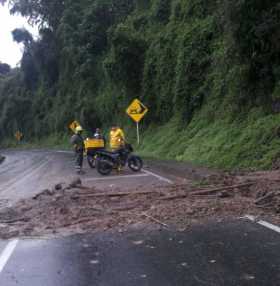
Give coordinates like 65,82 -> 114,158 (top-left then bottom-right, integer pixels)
0,0 -> 280,168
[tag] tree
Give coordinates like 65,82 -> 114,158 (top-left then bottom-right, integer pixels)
8,0 -> 65,29
0,63 -> 11,75
12,28 -> 33,45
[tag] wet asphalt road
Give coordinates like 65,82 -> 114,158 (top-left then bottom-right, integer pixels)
0,220 -> 280,285
0,150 -> 280,285
0,149 -> 169,207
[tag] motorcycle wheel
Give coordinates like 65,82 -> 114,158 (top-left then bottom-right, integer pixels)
96,158 -> 113,175
128,156 -> 143,172
87,155 -> 96,169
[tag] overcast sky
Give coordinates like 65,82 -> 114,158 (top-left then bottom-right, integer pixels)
0,3 -> 38,67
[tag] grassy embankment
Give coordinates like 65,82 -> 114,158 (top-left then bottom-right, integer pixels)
138,111 -> 280,170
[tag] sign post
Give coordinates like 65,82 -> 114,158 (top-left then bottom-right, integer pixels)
136,122 -> 140,145
126,99 -> 148,145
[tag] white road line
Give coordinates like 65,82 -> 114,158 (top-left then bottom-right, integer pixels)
56,151 -> 173,184
0,239 -> 19,273
84,173 -> 150,182
244,215 -> 280,234
56,150 -> 72,154
258,220 -> 280,234
1,160 -> 50,195
143,169 -> 173,184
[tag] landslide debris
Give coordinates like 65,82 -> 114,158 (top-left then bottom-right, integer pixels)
0,171 -> 280,239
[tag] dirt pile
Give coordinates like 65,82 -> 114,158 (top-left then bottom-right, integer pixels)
0,171 -> 280,239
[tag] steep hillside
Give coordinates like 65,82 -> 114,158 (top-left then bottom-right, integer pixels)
0,0 -> 280,169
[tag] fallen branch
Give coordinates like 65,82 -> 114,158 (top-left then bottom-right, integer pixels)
62,217 -> 94,227
160,194 -> 187,201
0,217 -> 29,224
189,182 -> 254,196
255,191 -> 278,205
142,213 -> 168,228
73,190 -> 160,199
111,203 -> 139,211
255,204 -> 275,209
72,185 -> 90,190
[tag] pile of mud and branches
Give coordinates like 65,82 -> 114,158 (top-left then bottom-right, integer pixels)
1,170 -> 280,239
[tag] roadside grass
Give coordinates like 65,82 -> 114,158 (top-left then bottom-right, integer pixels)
0,134 -> 71,151
138,112 -> 280,170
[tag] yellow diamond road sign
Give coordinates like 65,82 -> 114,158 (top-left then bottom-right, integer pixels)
15,131 -> 23,142
69,120 -> 82,133
126,99 -> 148,123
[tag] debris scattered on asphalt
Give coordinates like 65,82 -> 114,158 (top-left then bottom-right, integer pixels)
0,170 -> 280,239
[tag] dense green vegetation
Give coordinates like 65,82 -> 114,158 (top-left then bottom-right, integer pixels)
0,0 -> 280,169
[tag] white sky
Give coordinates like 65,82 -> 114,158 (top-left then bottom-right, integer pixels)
0,3 -> 38,67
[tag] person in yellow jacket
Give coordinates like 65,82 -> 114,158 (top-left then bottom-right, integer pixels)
110,125 -> 125,150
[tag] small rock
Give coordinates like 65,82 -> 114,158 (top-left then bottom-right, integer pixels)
55,183 -> 63,191
186,209 -> 195,215
242,274 -> 255,281
218,191 -> 231,198
69,178 -> 82,188
33,189 -> 54,199
132,240 -> 144,245
146,245 -> 156,249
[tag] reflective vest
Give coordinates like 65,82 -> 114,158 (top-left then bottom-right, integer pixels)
110,128 -> 125,149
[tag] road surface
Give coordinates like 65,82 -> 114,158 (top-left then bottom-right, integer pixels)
0,149 -> 173,207
0,150 -> 280,285
0,219 -> 279,285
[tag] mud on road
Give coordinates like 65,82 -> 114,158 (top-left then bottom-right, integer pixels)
0,169 -> 280,239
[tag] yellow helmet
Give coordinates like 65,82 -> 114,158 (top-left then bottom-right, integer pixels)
75,126 -> 83,133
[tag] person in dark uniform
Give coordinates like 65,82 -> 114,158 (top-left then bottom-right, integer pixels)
93,128 -> 106,146
70,126 -> 85,174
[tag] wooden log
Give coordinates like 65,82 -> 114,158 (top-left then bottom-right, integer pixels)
73,190 -> 160,199
189,182 -> 254,196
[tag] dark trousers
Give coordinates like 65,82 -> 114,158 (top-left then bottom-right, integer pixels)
75,149 -> 84,170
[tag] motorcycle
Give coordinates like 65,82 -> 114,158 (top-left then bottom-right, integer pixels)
84,138 -> 105,169
95,143 -> 143,175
